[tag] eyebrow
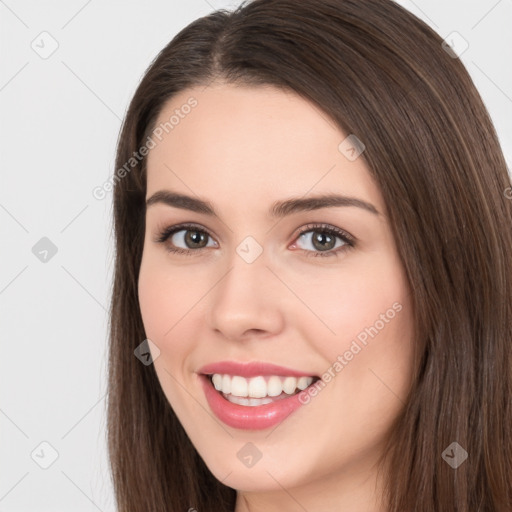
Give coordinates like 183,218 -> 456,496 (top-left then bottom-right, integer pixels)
145,190 -> 380,217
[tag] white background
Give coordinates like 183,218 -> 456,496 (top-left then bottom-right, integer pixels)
1,0 -> 511,510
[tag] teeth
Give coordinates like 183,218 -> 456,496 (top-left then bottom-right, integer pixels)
248,376 -> 267,398
225,395 -> 275,406
267,376 -> 283,397
222,374 -> 231,394
209,374 -> 314,398
231,376 -> 248,397
282,376 -> 297,394
212,373 -> 223,391
297,376 -> 311,390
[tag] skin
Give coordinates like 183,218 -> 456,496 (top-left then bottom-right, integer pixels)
138,82 -> 415,512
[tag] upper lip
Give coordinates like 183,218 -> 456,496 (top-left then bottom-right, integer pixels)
198,360 -> 318,378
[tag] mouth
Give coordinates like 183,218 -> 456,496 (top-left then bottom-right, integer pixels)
199,370 -> 321,430
206,373 -> 320,406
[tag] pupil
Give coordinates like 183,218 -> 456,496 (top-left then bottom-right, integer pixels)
187,230 -> 205,247
313,232 -> 334,250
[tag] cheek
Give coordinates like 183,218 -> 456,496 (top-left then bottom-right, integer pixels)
137,253 -> 216,390
137,259 -> 194,404
138,255 -> 200,341
137,261 -> 189,387
289,253 -> 409,355
138,266 -> 170,341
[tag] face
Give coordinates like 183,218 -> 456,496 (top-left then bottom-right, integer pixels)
138,82 -> 415,504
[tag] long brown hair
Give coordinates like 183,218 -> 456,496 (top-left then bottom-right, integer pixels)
106,0 -> 512,510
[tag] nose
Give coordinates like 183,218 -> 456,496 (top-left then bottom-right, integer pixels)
206,250 -> 285,342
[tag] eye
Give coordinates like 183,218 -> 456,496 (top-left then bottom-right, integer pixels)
291,223 -> 355,258
154,222 -> 356,258
154,223 -> 217,256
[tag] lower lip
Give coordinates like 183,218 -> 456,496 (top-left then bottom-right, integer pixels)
200,375 -> 310,430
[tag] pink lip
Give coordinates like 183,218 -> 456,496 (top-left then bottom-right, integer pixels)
199,374 -> 312,430
197,360 -> 317,378
196,361 -> 318,430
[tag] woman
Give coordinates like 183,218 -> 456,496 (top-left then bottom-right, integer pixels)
106,0 -> 512,510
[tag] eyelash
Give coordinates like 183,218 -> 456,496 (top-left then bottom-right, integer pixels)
154,222 -> 355,258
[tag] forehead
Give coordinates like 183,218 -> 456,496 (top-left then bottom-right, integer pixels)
145,83 -> 385,217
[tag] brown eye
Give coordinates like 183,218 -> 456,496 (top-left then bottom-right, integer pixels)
178,229 -> 209,249
292,223 -> 355,258
155,223 -> 217,255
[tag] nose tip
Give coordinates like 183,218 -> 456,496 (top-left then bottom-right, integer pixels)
216,327 -> 268,342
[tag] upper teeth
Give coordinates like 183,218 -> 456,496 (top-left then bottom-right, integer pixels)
211,374 -> 314,398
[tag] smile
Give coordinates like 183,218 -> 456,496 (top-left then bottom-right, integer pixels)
198,361 -> 320,430
211,374 -> 314,405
